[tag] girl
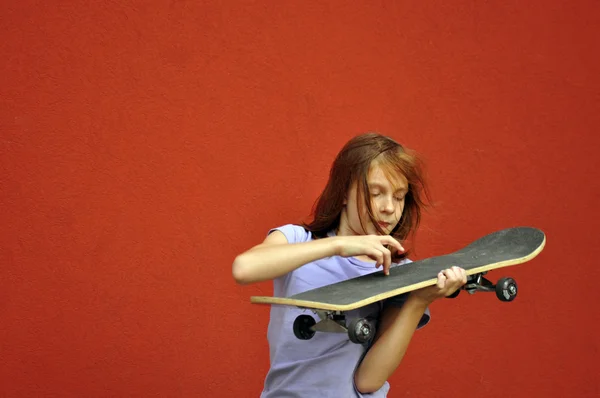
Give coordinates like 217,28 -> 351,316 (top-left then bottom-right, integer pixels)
233,133 -> 466,397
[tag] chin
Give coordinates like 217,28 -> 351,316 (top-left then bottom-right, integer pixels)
370,227 -> 389,235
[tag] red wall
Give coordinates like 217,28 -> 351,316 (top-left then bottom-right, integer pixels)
1,1 -> 598,397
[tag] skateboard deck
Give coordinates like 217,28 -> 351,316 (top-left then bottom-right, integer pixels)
250,227 -> 546,312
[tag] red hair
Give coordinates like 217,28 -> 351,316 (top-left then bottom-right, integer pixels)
302,132 -> 431,259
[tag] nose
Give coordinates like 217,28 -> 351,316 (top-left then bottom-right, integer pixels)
379,195 -> 395,214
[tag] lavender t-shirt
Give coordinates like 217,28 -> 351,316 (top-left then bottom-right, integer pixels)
260,224 -> 430,398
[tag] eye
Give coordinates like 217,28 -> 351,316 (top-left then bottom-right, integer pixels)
394,195 -> 405,202
370,191 -> 381,197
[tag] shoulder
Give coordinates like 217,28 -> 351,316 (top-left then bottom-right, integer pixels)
267,224 -> 313,244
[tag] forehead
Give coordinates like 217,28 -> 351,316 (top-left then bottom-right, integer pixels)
367,163 -> 408,191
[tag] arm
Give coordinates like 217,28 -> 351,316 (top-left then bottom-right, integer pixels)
354,267 -> 467,394
232,231 -> 405,285
232,230 -> 339,284
354,295 -> 428,393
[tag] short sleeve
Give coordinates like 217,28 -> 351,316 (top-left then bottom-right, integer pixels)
268,224 -> 312,244
267,225 -> 313,297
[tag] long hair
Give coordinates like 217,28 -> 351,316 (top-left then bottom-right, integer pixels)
302,132 -> 431,260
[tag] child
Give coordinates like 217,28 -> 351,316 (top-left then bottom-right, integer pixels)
233,133 -> 467,397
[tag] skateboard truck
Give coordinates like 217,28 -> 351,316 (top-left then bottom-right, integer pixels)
293,311 -> 376,345
294,272 -> 518,343
448,272 -> 518,302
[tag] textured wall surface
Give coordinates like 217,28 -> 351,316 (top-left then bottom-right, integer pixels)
1,1 -> 598,397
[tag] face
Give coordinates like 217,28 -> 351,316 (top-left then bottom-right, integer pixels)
339,162 -> 408,236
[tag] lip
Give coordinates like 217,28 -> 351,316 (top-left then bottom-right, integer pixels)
377,222 -> 390,227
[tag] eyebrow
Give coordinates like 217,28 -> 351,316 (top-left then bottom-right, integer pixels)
368,183 -> 408,193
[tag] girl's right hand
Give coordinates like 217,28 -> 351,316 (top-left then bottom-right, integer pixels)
333,235 -> 405,275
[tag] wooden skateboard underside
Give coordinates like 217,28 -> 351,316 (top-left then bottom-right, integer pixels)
250,227 -> 546,311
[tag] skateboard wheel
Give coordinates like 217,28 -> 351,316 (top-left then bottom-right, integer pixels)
348,318 -> 376,345
495,277 -> 518,302
293,315 -> 316,340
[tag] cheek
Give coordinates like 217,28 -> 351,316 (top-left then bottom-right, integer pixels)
350,203 -> 364,222
397,201 -> 405,216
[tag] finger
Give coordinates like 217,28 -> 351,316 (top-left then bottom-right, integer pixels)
441,268 -> 461,295
366,248 -> 384,268
436,271 -> 446,288
459,268 -> 467,284
451,267 -> 466,285
443,268 -> 457,282
375,251 -> 384,269
377,251 -> 385,269
447,267 -> 466,290
450,266 -> 463,281
381,236 -> 405,253
382,247 -> 391,275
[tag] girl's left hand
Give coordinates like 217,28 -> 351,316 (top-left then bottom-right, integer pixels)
411,266 -> 467,305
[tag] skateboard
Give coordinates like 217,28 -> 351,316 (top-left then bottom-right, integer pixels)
250,226 -> 546,344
